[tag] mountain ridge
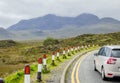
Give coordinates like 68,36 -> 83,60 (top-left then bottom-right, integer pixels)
0,27 -> 14,39
7,13 -> 120,31
0,13 -> 119,40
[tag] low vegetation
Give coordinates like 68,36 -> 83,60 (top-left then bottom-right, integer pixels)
0,40 -> 17,48
63,32 -> 120,46
0,32 -> 119,82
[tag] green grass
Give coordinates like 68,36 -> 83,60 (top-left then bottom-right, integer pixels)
4,46 -> 99,83
2,31 -> 119,83
0,32 -> 120,78
5,64 -> 38,83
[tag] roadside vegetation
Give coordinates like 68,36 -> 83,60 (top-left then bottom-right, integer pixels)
63,32 -> 120,46
0,32 -> 119,82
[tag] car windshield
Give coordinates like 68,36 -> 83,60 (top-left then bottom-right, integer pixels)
111,49 -> 120,58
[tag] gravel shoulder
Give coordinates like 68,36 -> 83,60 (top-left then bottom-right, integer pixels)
46,52 -> 88,83
31,47 -> 97,83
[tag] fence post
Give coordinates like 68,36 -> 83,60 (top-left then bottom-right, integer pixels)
24,64 -> 30,83
37,58 -> 42,82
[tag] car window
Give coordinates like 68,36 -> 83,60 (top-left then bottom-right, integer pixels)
101,48 -> 106,56
98,48 -> 104,55
111,49 -> 120,58
106,48 -> 111,57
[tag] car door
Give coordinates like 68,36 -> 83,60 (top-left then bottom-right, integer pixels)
96,48 -> 104,72
99,47 -> 107,72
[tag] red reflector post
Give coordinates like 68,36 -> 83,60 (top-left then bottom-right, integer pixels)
52,52 -> 55,55
38,58 -> 42,64
58,50 -> 60,52
25,64 -> 30,74
43,54 -> 46,59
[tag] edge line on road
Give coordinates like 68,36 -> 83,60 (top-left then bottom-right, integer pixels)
71,56 -> 80,83
76,54 -> 90,83
71,53 -> 90,83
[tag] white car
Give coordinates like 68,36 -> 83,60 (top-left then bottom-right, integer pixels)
94,45 -> 120,80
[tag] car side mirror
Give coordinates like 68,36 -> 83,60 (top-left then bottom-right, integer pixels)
94,53 -> 98,56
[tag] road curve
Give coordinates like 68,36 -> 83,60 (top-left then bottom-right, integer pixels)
66,51 -> 120,83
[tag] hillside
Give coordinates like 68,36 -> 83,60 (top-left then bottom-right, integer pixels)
63,32 -> 120,46
0,13 -> 120,40
0,28 -> 13,40
7,13 -> 120,31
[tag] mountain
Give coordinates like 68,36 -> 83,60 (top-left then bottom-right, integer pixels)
0,28 -> 14,39
1,13 -> 120,40
100,17 -> 120,23
7,13 -> 104,31
7,14 -> 73,31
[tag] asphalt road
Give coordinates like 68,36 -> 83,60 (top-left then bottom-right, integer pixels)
66,51 -> 120,83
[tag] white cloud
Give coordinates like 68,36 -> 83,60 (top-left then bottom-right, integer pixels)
0,0 -> 120,28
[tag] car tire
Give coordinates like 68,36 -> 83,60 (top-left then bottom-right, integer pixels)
94,61 -> 97,71
101,67 -> 107,80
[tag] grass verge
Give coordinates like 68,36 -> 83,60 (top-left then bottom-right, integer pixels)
4,46 -> 99,83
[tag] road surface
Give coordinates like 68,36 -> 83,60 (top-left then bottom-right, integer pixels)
66,51 -> 120,83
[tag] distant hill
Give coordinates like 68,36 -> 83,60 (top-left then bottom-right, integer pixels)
7,13 -> 120,31
0,28 -> 14,40
0,13 -> 119,40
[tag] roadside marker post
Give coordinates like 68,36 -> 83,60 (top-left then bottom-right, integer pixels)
71,47 -> 73,52
75,47 -> 77,52
71,47 -> 74,54
37,58 -> 42,82
82,46 -> 84,48
88,44 -> 90,47
0,78 -> 4,83
96,44 -> 98,47
57,50 -> 60,59
74,47 -> 76,52
76,47 -> 78,52
85,45 -> 87,49
78,46 -> 80,51
73,47 -> 75,51
43,54 -> 47,71
52,52 -> 55,64
63,48 -> 66,59
77,47 -> 79,52
24,64 -> 30,83
67,48 -> 70,56
86,45 -> 88,49
81,45 -> 84,50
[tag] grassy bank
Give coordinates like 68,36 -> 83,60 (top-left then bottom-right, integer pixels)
4,46 -> 99,83
1,32 -> 120,83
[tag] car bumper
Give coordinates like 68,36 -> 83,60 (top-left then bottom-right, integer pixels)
105,72 -> 120,78
104,65 -> 120,78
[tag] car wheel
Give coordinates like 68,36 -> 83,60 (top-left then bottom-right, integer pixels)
94,61 -> 97,71
101,67 -> 107,80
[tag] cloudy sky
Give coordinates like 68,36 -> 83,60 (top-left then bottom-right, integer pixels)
0,0 -> 120,29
